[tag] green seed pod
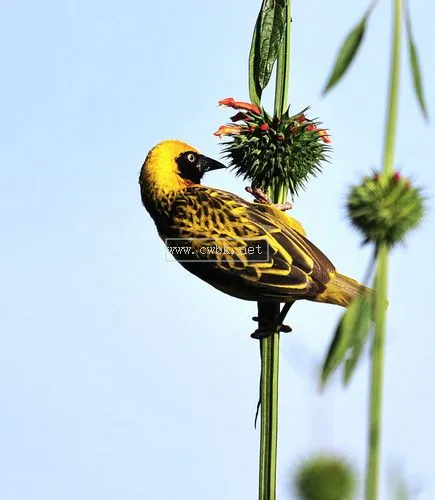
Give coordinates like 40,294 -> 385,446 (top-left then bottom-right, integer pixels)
347,172 -> 425,246
215,99 -> 331,197
294,456 -> 357,500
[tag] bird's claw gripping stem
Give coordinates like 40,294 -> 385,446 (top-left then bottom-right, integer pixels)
245,186 -> 292,211
250,316 -> 292,339
250,302 -> 294,339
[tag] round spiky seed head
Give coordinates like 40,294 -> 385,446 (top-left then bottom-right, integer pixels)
214,99 -> 331,198
347,171 -> 425,246
294,456 -> 356,500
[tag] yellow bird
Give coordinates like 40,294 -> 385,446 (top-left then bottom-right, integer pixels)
139,139 -> 368,333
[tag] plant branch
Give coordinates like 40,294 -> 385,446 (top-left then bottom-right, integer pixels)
258,2 -> 292,500
383,0 -> 402,175
366,1 -> 402,498
274,1 -> 292,119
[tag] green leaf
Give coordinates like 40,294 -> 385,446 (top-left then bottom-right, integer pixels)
322,11 -> 370,94
343,294 -> 372,385
248,0 -> 287,102
320,310 -> 353,387
321,293 -> 372,387
249,21 -> 261,106
405,4 -> 429,120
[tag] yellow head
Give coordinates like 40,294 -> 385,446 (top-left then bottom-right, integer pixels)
139,139 -> 226,218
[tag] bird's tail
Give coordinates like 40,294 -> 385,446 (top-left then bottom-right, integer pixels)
318,272 -> 371,308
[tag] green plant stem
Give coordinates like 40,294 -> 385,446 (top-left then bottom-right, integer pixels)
366,243 -> 389,500
258,312 -> 280,500
258,3 -> 292,500
274,1 -> 291,117
383,0 -> 402,175
366,1 -> 402,499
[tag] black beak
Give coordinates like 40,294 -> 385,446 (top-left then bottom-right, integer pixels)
197,155 -> 227,173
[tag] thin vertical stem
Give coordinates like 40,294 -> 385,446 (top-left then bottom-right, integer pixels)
259,325 -> 280,500
383,0 -> 402,176
274,1 -> 292,118
258,3 -> 292,500
366,1 -> 402,498
366,243 -> 389,500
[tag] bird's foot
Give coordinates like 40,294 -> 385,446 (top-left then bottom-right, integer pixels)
245,186 -> 292,211
250,316 -> 292,339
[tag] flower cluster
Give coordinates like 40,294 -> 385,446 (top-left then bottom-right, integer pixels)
214,98 -> 331,196
347,171 -> 425,246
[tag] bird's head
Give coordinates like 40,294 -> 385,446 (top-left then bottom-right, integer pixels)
139,140 -> 226,198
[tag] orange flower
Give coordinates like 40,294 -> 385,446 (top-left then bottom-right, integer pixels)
317,129 -> 331,143
214,125 -> 244,137
218,97 -> 261,115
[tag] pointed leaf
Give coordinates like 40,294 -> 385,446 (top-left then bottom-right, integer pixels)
249,21 -> 261,106
248,0 -> 287,102
343,294 -> 372,385
321,292 -> 373,387
320,310 -> 353,387
405,5 -> 429,120
322,12 -> 369,94
257,0 -> 287,90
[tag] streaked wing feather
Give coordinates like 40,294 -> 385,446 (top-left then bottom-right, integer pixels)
166,187 -> 335,300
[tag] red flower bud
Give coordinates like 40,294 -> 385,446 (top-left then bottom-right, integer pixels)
306,124 -> 317,132
296,114 -> 307,123
218,97 -> 261,115
392,172 -> 401,182
277,133 -> 285,141
259,123 -> 269,131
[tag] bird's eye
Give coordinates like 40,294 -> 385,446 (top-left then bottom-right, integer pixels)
187,153 -> 196,163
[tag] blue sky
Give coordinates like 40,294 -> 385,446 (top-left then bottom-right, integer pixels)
1,1 -> 434,499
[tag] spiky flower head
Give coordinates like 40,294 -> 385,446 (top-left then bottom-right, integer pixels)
347,171 -> 425,246
214,98 -> 331,197
294,455 -> 357,500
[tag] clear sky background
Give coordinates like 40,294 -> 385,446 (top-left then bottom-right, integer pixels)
1,1 -> 434,499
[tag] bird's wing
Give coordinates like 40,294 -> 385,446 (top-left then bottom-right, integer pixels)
165,187 -> 335,300
252,202 -> 307,236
